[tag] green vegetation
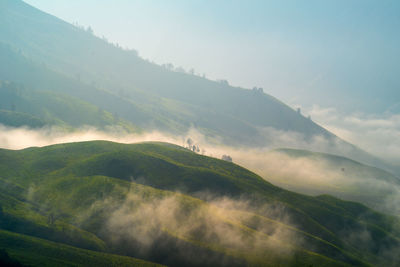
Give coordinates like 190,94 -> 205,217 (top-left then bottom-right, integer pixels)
0,80 -> 139,131
0,140 -> 399,266
0,109 -> 45,128
0,230 -> 161,267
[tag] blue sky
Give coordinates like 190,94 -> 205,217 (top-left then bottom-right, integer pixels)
23,0 -> 400,112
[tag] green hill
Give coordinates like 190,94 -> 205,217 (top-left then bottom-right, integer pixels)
0,140 -> 399,266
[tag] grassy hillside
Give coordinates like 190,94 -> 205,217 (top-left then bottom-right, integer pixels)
0,230 -> 161,267
263,148 -> 400,215
0,80 -> 139,131
0,140 -> 399,266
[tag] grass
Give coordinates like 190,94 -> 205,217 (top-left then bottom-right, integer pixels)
0,230 -> 162,267
0,140 -> 399,266
0,81 -> 140,132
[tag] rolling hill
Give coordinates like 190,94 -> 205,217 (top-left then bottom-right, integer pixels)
0,141 -> 399,266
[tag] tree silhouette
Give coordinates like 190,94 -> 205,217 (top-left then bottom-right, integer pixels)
221,155 -> 232,162
186,138 -> 193,148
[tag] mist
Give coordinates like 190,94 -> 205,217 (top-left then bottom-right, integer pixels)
303,105 -> 400,165
1,123 -> 399,216
24,173 -> 302,265
102,191 -> 300,265
0,124 -> 186,150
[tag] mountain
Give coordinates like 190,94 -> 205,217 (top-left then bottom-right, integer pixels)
256,148 -> 400,215
0,0 -> 333,144
0,140 -> 399,266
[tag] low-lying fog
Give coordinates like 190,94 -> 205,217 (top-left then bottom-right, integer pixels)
1,124 -> 399,215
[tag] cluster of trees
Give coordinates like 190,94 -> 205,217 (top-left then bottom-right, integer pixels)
71,22 -> 139,56
185,138 -> 232,162
161,63 -> 204,77
218,79 -> 229,86
185,138 -> 202,153
221,155 -> 232,162
161,63 -> 187,74
252,87 -> 264,94
72,22 -> 93,34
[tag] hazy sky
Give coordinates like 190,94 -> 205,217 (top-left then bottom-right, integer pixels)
23,0 -> 399,113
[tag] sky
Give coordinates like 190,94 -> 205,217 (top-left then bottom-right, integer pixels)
21,0 -> 400,162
